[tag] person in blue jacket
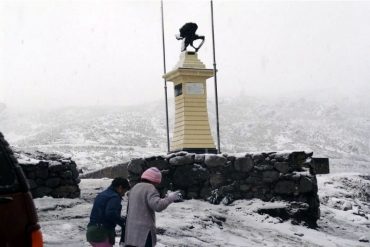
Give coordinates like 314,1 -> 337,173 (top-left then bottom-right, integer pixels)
86,177 -> 130,247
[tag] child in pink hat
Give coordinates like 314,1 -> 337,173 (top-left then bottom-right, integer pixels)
124,167 -> 181,247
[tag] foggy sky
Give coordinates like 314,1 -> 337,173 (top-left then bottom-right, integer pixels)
1,0 -> 370,108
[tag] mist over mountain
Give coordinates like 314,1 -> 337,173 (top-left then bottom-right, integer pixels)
0,103 -> 6,113
1,92 -> 369,173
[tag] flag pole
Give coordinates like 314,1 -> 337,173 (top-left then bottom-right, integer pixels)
161,0 -> 170,153
210,0 -> 221,154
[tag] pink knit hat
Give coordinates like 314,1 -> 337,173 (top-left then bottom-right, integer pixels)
141,167 -> 162,184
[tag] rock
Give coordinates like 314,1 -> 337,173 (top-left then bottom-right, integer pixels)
69,161 -> 77,169
230,172 -> 248,180
172,164 -> 209,188
128,173 -> 141,187
262,170 -> 279,183
27,179 -> 37,189
48,161 -> 66,172
61,179 -> 75,186
194,154 -> 205,164
127,158 -> 145,175
35,168 -> 48,179
254,162 -> 274,171
32,186 -> 52,198
204,155 -> 226,168
306,194 -> 321,222
200,186 -> 212,199
208,183 -> 237,205
221,195 -> 234,205
234,156 -> 254,172
209,172 -> 226,188
147,159 -> 169,170
298,176 -> 314,193
51,185 -> 80,198
252,154 -> 265,163
71,168 -> 79,179
172,165 -> 196,189
42,153 -> 64,161
290,151 -> 307,163
169,154 -> 194,166
35,178 -> 45,186
164,153 -> 176,160
193,164 -> 210,180
245,172 -> 263,184
226,155 -> 236,164
359,236 -> 369,243
175,151 -> 188,156
342,201 -> 352,211
145,156 -> 157,161
61,170 -> 73,179
239,184 -> 251,192
280,173 -> 301,181
272,152 -> 290,162
45,177 -> 61,188
274,162 -> 290,174
274,180 -> 296,195
38,161 -> 50,168
251,185 -> 271,200
257,205 -> 290,221
187,191 -> 199,199
289,151 -> 307,171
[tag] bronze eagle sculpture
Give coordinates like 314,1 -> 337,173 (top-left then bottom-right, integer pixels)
176,22 -> 205,52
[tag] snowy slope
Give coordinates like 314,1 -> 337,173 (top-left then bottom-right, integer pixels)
1,92 -> 369,173
34,174 -> 370,247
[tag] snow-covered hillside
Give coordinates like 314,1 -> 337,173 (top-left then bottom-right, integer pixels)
35,174 -> 370,247
1,92 -> 369,173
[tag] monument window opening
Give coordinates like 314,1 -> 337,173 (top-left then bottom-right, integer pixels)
174,84 -> 183,97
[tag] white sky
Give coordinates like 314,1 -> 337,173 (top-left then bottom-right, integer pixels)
1,0 -> 370,108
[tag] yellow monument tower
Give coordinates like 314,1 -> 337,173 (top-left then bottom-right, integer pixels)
163,51 -> 217,153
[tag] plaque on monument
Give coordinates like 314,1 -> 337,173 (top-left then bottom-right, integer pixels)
185,83 -> 204,95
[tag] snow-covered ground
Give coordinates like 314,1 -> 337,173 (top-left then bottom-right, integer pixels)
35,174 -> 370,247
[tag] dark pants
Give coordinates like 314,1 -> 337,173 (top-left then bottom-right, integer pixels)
145,232 -> 152,247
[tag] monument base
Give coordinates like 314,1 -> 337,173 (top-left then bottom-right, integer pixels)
170,148 -> 218,154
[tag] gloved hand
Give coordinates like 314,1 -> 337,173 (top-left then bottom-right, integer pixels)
167,191 -> 183,203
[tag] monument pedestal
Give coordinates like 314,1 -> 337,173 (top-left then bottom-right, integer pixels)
163,52 -> 217,154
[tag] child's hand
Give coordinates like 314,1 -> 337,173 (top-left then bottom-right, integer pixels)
167,191 -> 183,203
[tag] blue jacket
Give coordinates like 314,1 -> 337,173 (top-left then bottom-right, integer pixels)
88,185 -> 125,230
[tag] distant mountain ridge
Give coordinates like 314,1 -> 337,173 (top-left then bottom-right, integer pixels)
0,93 -> 369,173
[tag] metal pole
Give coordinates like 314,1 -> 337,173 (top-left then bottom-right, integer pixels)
210,0 -> 221,154
161,0 -> 170,153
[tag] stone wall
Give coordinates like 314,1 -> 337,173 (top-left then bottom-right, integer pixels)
17,152 -> 81,199
80,162 -> 129,179
127,151 -> 322,227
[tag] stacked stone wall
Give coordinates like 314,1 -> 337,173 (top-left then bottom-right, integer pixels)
127,151 -> 321,226
18,152 -> 81,199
